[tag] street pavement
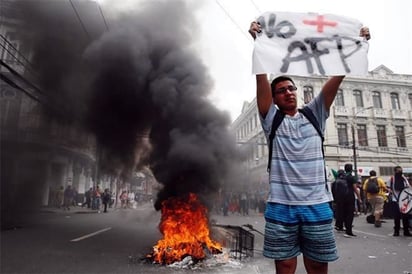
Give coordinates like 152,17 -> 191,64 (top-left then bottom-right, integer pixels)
1,204 -> 411,274
212,212 -> 412,274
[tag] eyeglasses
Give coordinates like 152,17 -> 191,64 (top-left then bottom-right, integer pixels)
273,85 -> 297,94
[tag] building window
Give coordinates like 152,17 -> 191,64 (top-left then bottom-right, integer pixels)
303,86 -> 314,104
390,93 -> 400,110
376,125 -> 387,147
337,123 -> 349,146
379,166 -> 393,176
395,126 -> 406,147
409,93 -> 412,109
372,91 -> 382,108
353,90 -> 363,107
357,124 -> 368,146
2,32 -> 19,64
335,89 -> 344,106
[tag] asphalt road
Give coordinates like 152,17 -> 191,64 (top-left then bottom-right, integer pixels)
1,204 -> 411,274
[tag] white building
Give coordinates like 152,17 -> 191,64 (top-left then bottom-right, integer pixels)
231,66 -> 412,186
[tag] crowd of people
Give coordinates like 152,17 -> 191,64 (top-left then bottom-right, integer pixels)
49,185 -> 153,213
215,192 -> 267,217
332,165 -> 411,237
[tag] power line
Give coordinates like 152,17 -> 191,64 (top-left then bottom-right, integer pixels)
0,59 -> 45,96
249,0 -> 262,14
0,72 -> 41,103
0,35 -> 38,80
97,3 -> 109,31
214,0 -> 251,42
69,0 -> 91,39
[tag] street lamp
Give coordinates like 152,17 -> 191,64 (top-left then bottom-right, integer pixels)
351,106 -> 373,179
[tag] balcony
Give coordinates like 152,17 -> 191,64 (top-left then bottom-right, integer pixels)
352,107 -> 372,118
372,108 -> 388,119
333,106 -> 350,117
391,109 -> 408,120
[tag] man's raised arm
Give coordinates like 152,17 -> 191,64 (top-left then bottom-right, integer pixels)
249,21 -> 272,118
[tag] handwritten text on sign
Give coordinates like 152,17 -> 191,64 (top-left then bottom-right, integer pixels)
252,12 -> 369,76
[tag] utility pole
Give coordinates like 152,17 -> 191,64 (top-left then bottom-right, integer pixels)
352,106 -> 373,180
351,123 -> 358,180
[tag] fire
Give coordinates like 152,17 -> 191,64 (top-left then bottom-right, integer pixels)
149,193 -> 222,264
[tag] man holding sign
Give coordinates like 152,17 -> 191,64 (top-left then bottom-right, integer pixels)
248,12 -> 370,274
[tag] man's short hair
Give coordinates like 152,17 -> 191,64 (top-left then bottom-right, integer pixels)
270,76 -> 295,97
344,163 -> 353,172
369,170 -> 377,176
394,165 -> 402,171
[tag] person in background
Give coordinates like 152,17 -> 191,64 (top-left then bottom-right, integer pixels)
388,166 -> 411,236
102,188 -> 111,213
341,164 -> 362,237
92,186 -> 102,212
354,179 -> 362,216
63,185 -> 74,211
363,170 -> 387,227
56,186 -> 64,208
82,187 -> 92,208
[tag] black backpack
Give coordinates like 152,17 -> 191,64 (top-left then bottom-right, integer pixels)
332,174 -> 349,201
366,177 -> 379,194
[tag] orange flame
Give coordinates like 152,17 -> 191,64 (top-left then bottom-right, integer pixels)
149,193 -> 222,264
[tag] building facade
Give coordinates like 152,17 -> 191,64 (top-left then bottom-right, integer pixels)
0,2 -> 98,211
231,66 -> 412,187
0,1 -> 158,222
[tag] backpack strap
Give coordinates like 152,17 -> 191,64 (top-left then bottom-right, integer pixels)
267,110 -> 285,172
298,107 -> 325,157
266,106 -> 325,172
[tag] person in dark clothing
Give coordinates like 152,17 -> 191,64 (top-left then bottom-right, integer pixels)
389,166 -> 411,237
334,164 -> 362,237
82,187 -> 92,208
102,188 -> 111,213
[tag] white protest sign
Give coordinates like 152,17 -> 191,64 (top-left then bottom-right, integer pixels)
252,12 -> 369,76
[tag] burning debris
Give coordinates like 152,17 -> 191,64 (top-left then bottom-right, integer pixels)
147,193 -> 222,264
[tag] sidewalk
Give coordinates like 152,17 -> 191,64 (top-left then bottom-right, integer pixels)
40,202 -> 154,214
40,206 -> 108,214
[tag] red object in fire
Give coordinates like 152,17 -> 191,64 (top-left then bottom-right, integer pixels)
149,193 -> 222,264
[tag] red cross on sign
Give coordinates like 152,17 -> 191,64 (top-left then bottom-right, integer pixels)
303,15 -> 337,33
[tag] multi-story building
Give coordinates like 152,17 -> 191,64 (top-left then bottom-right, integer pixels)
1,1 -> 158,225
0,1 -> 98,213
231,66 -> 412,189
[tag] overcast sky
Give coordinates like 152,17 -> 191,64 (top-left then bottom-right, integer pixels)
101,0 -> 412,121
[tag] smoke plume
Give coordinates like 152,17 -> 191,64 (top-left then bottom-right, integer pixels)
9,0 -> 245,211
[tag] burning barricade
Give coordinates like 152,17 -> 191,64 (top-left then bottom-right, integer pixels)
147,193 -> 222,265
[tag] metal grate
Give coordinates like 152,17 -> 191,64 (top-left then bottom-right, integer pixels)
212,225 -> 254,260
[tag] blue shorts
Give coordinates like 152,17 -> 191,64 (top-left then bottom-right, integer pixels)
263,202 -> 338,263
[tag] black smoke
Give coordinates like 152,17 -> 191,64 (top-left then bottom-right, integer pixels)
9,0 -> 245,211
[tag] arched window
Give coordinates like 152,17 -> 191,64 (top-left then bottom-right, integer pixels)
409,93 -> 412,108
353,89 -> 363,107
357,124 -> 368,146
390,93 -> 400,110
335,89 -> 344,106
372,91 -> 382,108
395,126 -> 406,147
337,123 -> 349,146
376,125 -> 387,147
303,85 -> 314,104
